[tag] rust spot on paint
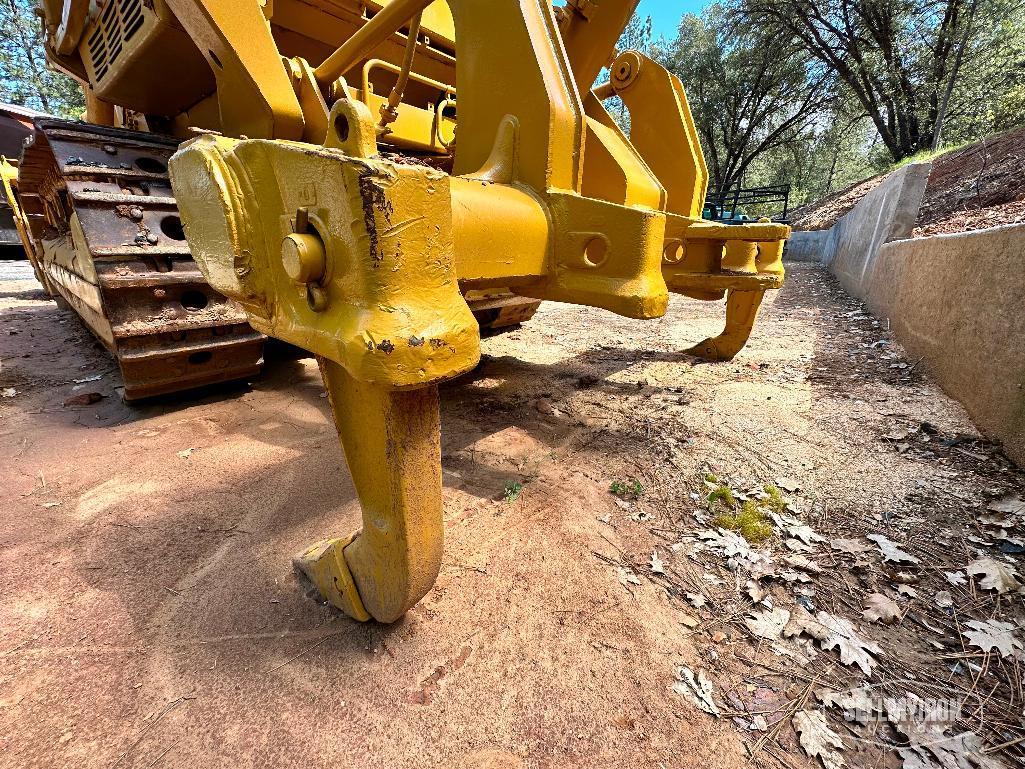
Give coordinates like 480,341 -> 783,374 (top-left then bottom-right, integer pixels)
357,168 -> 394,269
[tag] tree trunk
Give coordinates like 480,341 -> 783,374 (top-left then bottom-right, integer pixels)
932,0 -> 979,150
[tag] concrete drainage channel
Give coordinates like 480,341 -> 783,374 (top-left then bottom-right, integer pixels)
785,163 -> 1024,464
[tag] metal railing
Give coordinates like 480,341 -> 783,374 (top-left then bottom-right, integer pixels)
704,183 -> 791,223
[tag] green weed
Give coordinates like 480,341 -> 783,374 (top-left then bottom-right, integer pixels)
712,499 -> 773,543
706,485 -> 737,508
762,484 -> 787,515
609,478 -> 643,500
504,481 -> 523,502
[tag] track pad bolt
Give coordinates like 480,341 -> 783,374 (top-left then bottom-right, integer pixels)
281,232 -> 326,284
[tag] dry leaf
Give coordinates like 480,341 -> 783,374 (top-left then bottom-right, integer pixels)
784,554 -> 822,573
889,701 -> 1003,769
649,550 -> 665,574
987,495 -> 1024,515
819,687 -> 877,724
673,665 -> 720,717
618,567 -> 641,587
745,608 -> 792,639
746,557 -> 778,581
814,611 -> 881,674
944,571 -> 967,586
769,511 -> 823,545
867,534 -> 920,565
831,538 -> 872,555
776,477 -> 801,493
862,593 -> 902,624
698,528 -> 758,560
784,605 -> 823,638
794,709 -> 845,769
963,619 -> 1023,658
965,557 -> 1022,594
745,579 -> 767,603
978,513 -> 1012,528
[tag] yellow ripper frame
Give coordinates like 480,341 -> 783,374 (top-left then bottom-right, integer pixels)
168,0 -> 789,622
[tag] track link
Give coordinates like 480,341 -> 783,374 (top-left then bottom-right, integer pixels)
16,119 -> 264,400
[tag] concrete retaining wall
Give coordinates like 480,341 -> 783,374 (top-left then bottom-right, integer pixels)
783,229 -> 829,262
783,163 -> 931,286
864,224 -> 1025,464
828,163 -> 931,297
783,162 -> 1023,463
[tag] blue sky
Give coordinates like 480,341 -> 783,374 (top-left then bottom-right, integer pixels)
636,0 -> 707,38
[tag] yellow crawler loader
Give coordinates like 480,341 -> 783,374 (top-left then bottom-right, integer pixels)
26,0 -> 788,621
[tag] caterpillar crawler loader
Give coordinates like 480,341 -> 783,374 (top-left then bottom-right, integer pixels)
29,0 -> 789,621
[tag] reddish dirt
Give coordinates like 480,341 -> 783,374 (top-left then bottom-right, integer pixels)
789,123 -> 1025,237
2,262 -> 1023,768
913,125 -> 1025,236
788,175 -> 886,232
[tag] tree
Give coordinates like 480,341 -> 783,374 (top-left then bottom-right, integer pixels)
743,0 -> 1005,161
662,3 -> 833,193
0,0 -> 84,117
743,101 -> 877,206
937,1 -> 1025,140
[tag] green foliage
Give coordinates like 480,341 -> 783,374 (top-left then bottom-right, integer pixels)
741,99 -> 879,208
744,0 -> 1025,162
712,499 -> 773,543
0,0 -> 84,117
659,3 -> 831,193
609,478 -> 643,500
940,5 -> 1025,141
706,482 -> 786,543
503,480 -> 524,503
762,485 -> 787,515
706,485 -> 737,508
604,0 -> 1025,211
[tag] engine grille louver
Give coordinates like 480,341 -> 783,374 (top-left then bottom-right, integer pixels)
85,0 -> 145,82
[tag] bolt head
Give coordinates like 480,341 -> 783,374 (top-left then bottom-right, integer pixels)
281,232 -> 326,284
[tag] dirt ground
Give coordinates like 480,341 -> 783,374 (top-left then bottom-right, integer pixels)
788,124 -> 1025,237
788,176 -> 886,232
2,261 -> 1023,769
913,125 -> 1025,237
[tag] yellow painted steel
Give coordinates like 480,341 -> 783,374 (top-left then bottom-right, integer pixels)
33,0 -> 790,622
163,0 -> 305,140
297,359 -> 443,623
0,157 -> 48,288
